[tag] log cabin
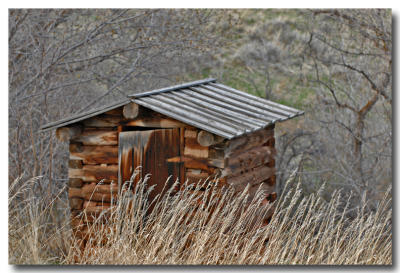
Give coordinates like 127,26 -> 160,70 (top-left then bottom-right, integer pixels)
40,78 -> 303,245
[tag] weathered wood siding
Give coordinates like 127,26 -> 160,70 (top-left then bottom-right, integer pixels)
68,108 -> 122,246
67,106 -> 189,246
119,128 -> 182,203
181,128 -> 226,190
66,104 -> 278,247
223,125 -> 277,202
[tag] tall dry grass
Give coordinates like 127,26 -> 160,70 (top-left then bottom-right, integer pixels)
9,173 -> 392,265
8,176 -> 71,264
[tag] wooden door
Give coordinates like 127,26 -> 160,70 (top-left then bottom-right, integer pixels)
118,129 -> 181,202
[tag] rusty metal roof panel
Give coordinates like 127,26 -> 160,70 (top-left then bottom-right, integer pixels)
132,81 -> 304,139
40,78 -> 304,138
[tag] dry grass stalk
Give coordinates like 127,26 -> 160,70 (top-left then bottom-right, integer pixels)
9,174 -> 392,265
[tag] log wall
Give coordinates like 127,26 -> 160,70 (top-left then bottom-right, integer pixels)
223,125 -> 277,226
224,125 -> 277,205
66,106 -> 194,247
68,108 -> 122,247
181,128 -> 226,190
63,104 -> 278,248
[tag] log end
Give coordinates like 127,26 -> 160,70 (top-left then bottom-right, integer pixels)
122,103 -> 140,120
197,130 -> 215,147
56,125 -> 83,142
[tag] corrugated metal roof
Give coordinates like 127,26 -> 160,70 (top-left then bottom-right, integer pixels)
40,78 -> 304,139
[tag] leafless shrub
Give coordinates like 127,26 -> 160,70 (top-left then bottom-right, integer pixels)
301,9 -> 392,209
219,9 -> 392,210
9,9 -> 229,197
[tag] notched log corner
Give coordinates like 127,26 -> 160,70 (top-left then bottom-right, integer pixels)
56,125 -> 83,142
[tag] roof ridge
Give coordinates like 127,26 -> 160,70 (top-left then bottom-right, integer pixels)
128,78 -> 217,99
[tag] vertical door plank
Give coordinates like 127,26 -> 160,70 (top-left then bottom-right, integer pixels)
119,129 -> 181,207
118,131 -> 152,188
143,129 -> 181,202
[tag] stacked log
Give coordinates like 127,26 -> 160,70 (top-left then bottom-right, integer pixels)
180,128 -> 226,190
57,103 -> 279,251
170,126 -> 277,210
65,108 -> 123,247
222,125 -> 277,226
222,125 -> 277,203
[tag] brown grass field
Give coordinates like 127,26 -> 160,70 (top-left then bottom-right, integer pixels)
8,173 -> 392,265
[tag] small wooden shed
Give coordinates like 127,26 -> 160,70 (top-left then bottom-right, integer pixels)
40,78 -> 303,241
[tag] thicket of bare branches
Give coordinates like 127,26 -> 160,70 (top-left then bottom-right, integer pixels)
9,8 -> 391,214
9,9 -> 229,197
210,9 -> 392,211
302,9 -> 392,209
